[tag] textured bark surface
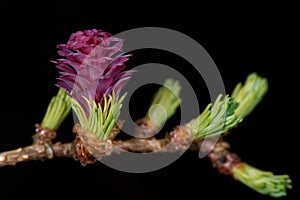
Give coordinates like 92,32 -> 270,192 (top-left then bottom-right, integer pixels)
207,141 -> 241,175
0,123 -> 201,167
0,143 -> 73,167
0,123 -> 236,169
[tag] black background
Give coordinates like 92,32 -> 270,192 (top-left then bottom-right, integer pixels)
0,1 -> 298,200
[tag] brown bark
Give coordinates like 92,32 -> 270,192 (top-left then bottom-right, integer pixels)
0,136 -> 202,167
207,141 -> 241,175
0,123 -> 227,168
0,137 -> 206,168
0,124 -> 73,167
0,142 -> 73,167
113,138 -> 168,152
52,142 -> 74,157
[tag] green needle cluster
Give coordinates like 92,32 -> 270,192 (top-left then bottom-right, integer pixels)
145,79 -> 181,130
231,73 -> 268,118
71,92 -> 125,141
232,163 -> 292,197
187,94 -> 242,139
41,88 -> 71,130
187,73 -> 268,140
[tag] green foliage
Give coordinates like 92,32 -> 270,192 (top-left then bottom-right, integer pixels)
231,73 -> 268,118
41,88 -> 71,130
186,72 -> 268,139
145,79 -> 181,129
187,94 -> 242,139
232,163 -> 292,197
71,92 -> 125,141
